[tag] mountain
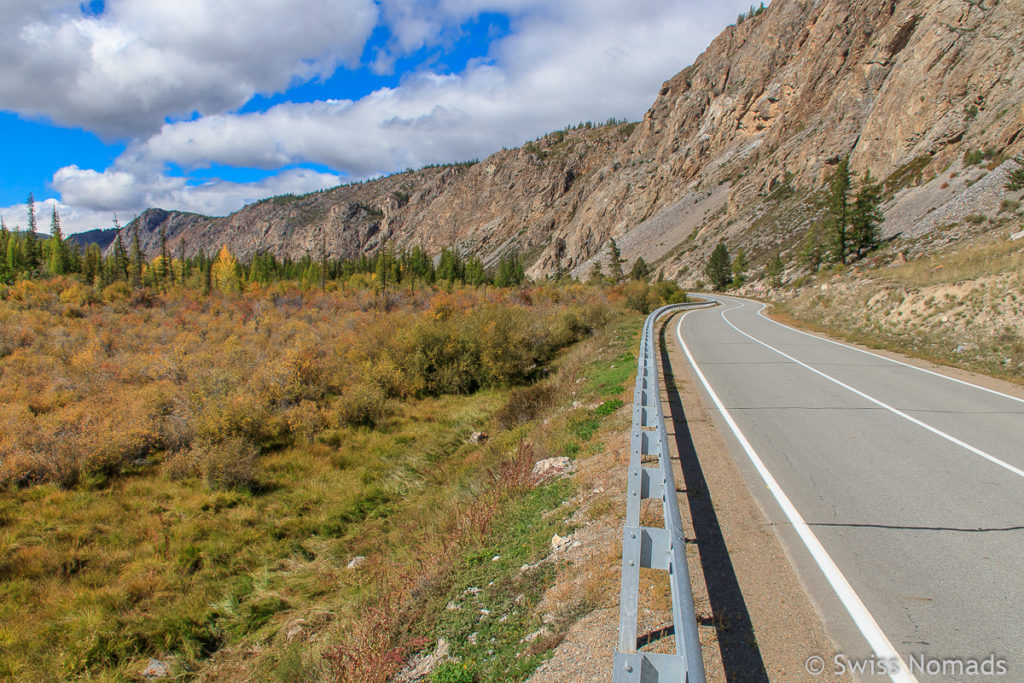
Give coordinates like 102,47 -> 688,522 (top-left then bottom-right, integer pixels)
67,228 -> 120,251
117,0 -> 1024,281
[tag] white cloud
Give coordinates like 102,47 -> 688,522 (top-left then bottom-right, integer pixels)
0,0 -> 378,137
3,168 -> 340,234
1,196 -> 115,236
119,1 -> 755,174
19,0 -> 757,232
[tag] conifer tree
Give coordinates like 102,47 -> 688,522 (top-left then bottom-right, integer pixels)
437,248 -> 462,284
705,242 -> 732,291
212,245 -> 241,293
464,255 -> 486,286
320,231 -> 328,292
825,156 -> 852,265
732,248 -> 748,285
630,257 -> 650,281
48,207 -> 67,275
802,223 -> 823,273
84,243 -> 102,284
766,252 -> 784,288
129,223 -> 143,288
608,238 -> 624,282
111,215 -> 129,280
24,193 -> 40,270
159,225 -> 171,286
851,170 -> 884,259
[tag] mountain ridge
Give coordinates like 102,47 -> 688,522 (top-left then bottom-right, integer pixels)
114,0 -> 1024,282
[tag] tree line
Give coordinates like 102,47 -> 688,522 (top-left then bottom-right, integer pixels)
0,195 -> 533,293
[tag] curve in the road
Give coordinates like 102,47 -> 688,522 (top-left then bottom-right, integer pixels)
673,295 -> 1024,683
675,310 -> 917,683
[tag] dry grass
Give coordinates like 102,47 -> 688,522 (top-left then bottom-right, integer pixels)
0,278 -> 645,681
777,231 -> 1024,382
882,233 -> 1024,288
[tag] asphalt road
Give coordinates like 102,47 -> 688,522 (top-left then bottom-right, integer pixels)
673,295 -> 1024,682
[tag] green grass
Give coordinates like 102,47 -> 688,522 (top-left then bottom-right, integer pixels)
417,479 -> 573,682
0,393 -> 496,680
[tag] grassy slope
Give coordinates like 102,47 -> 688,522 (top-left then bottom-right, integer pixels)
774,229 -> 1024,383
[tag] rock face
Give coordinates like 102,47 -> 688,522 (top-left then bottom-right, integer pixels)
116,0 -> 1024,281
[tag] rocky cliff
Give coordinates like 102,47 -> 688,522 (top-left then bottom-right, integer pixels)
119,0 -> 1024,282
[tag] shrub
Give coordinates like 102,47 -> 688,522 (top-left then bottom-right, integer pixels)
430,660 -> 477,683
102,281 -> 131,302
494,381 -> 555,430
58,283 -> 97,307
623,282 -> 650,314
334,382 -> 390,427
194,437 -> 258,490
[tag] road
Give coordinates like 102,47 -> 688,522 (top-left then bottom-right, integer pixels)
672,295 -> 1024,682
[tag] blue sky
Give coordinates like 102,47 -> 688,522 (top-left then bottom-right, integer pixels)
0,1 -> 755,233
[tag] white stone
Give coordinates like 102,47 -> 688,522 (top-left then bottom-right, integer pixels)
532,456 -> 573,480
551,533 -> 570,551
141,659 -> 171,679
346,556 -> 367,570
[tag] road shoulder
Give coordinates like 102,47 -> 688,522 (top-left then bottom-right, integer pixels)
661,311 -> 849,682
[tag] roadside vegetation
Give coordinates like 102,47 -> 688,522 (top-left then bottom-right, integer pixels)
774,230 -> 1024,383
0,262 -> 682,679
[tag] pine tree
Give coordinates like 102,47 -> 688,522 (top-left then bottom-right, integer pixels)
705,242 -> 732,291
851,170 -> 884,259
159,225 -> 171,286
129,223 -> 143,288
83,243 -> 102,284
6,230 -> 24,276
802,223 -> 823,273
732,248 -> 748,286
178,239 -> 189,283
464,255 -> 487,286
1005,155 -> 1024,192
320,231 -> 328,292
437,248 -> 462,284
0,219 -> 9,282
552,238 -> 566,282
825,156 -> 852,265
608,238 -> 624,282
766,252 -> 784,288
111,215 -> 129,280
630,257 -> 650,281
48,207 -> 67,275
24,193 -> 40,270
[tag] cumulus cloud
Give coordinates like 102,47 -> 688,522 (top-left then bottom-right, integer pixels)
0,0 -> 378,137
1,167 -> 339,234
16,0 -> 755,232
120,1 -> 754,174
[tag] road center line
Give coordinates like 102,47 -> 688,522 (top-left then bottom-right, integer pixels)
674,312 -> 916,683
717,302 -> 1024,481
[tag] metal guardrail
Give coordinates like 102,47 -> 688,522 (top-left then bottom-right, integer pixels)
614,299 -> 716,683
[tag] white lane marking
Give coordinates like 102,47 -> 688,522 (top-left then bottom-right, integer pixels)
674,313 -> 917,683
721,293 -> 1024,406
717,301 -> 1024,481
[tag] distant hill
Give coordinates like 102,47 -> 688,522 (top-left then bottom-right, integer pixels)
67,228 -> 119,251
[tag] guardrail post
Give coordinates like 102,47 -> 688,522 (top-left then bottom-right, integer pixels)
613,300 -> 715,683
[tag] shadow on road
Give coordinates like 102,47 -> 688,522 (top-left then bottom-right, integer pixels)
659,319 -> 770,683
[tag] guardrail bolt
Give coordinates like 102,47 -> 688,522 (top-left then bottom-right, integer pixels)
624,663 -> 633,673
